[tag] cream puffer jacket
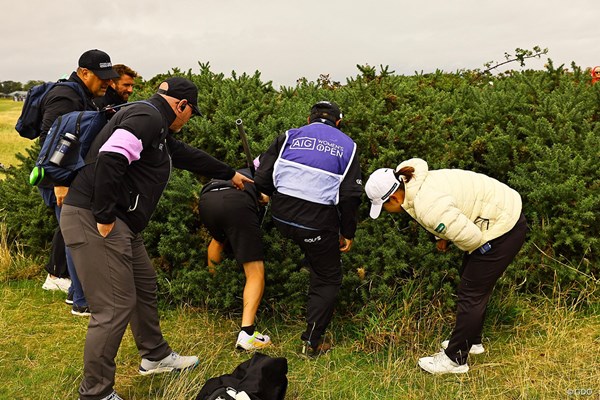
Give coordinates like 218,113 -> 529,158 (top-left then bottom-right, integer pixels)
398,158 -> 522,253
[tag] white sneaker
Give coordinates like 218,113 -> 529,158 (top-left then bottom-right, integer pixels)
139,352 -> 199,375
41,274 -> 71,293
441,340 -> 485,354
236,330 -> 272,351
78,391 -> 123,400
418,351 -> 469,374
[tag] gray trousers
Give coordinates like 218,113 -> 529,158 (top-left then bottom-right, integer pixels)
60,205 -> 172,400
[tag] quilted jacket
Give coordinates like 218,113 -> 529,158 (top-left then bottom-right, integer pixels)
398,158 -> 522,253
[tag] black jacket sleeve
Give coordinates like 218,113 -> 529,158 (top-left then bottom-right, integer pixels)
91,152 -> 129,224
254,133 -> 285,196
338,150 -> 363,239
167,136 -> 236,180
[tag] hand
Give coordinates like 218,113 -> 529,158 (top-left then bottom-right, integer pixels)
54,186 -> 69,207
436,239 -> 449,252
97,222 -> 115,238
339,236 -> 353,252
231,172 -> 253,190
258,193 -> 270,205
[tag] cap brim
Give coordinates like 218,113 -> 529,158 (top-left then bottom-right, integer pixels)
369,203 -> 383,219
93,68 -> 120,80
189,104 -> 202,117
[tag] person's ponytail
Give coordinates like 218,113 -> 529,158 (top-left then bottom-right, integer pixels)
395,166 -> 415,185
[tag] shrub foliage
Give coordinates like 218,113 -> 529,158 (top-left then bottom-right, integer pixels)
1,61 -> 598,318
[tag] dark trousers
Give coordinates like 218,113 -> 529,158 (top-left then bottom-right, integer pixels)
445,213 -> 528,365
45,225 -> 68,278
274,221 -> 342,344
60,205 -> 171,400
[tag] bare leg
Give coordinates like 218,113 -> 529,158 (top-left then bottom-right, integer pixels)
241,260 -> 265,327
207,239 -> 224,275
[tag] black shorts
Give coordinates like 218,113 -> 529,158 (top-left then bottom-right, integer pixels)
199,188 -> 264,264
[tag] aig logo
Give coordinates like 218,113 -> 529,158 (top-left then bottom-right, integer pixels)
290,137 -> 315,150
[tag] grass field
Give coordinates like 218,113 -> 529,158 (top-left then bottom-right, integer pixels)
0,98 -> 33,172
0,277 -> 598,400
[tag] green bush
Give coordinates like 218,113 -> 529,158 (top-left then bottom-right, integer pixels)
1,61 -> 598,319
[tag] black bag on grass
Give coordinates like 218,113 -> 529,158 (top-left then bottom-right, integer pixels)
196,353 -> 288,400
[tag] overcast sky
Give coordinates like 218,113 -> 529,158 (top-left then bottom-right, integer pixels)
1,1 -> 597,88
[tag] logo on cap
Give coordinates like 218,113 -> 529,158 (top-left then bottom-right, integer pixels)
381,182 -> 399,201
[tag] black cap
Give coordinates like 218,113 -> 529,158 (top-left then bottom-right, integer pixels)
157,77 -> 202,116
309,101 -> 343,123
78,49 -> 120,80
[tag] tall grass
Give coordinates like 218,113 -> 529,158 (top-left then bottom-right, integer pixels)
0,222 -> 38,282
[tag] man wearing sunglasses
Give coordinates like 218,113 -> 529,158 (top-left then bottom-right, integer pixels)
60,77 -> 252,400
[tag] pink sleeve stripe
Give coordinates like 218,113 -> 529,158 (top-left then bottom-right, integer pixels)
99,128 -> 143,165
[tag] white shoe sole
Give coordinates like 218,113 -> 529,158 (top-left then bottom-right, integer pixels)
418,358 -> 469,374
139,366 -> 176,375
139,359 -> 199,375
236,341 -> 271,351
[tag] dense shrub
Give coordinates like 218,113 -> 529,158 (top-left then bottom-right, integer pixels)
1,61 -> 598,318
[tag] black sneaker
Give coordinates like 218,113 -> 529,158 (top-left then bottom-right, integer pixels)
71,305 -> 91,316
65,291 -> 74,305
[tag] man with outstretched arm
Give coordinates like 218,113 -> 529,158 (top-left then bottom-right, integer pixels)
60,77 -> 251,400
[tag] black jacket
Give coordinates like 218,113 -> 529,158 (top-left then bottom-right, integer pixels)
40,72 -> 98,145
200,168 -> 259,205
254,122 -> 362,238
39,72 -> 98,188
65,94 -> 236,233
94,86 -> 126,111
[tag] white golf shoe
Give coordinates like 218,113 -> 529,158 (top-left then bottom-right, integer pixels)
418,351 -> 469,374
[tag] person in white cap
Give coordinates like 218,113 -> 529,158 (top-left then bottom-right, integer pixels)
365,158 -> 527,374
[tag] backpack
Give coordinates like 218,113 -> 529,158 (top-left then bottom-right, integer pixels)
15,80 -> 86,139
29,101 -> 158,186
196,353 -> 288,400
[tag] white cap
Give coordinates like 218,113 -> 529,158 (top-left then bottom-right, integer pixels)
365,168 -> 401,219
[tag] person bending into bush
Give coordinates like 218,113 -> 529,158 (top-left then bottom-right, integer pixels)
199,166 -> 272,351
365,158 -> 527,375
